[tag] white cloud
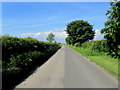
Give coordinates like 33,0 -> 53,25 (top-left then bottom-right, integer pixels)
53,32 -> 67,39
21,31 -> 67,43
21,33 -> 34,37
94,30 -> 104,40
21,31 -> 67,38
21,30 -> 104,42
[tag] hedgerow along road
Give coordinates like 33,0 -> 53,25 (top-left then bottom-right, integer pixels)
16,45 -> 118,88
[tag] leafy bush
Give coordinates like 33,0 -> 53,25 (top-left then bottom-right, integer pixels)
74,43 -> 81,47
3,51 -> 43,73
2,36 -> 47,62
81,40 -> 108,52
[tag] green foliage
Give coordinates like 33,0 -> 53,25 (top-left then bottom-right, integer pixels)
3,51 -> 43,73
2,36 -> 59,62
2,36 -> 61,72
65,36 -> 74,45
46,32 -> 55,43
68,40 -> 108,56
74,42 -> 81,47
81,40 -> 108,53
101,1 -> 120,58
65,20 -> 95,45
2,36 -> 61,89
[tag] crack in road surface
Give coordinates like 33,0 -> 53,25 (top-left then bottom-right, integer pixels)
15,45 -> 118,88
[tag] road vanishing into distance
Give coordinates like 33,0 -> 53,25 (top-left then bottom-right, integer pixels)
16,45 -> 118,88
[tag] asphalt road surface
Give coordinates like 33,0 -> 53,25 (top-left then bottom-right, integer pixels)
16,45 -> 118,88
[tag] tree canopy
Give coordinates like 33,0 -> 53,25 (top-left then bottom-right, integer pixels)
46,32 -> 55,43
101,1 -> 120,58
65,20 -> 95,45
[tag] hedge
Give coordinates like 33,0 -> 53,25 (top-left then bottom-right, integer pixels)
81,40 -> 108,52
2,36 -> 61,90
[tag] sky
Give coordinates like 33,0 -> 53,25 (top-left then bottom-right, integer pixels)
2,0 -> 112,2
2,2 -> 110,43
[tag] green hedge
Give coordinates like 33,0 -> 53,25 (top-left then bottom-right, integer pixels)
81,40 -> 108,52
2,36 -> 61,89
2,36 -> 59,62
4,51 -> 43,73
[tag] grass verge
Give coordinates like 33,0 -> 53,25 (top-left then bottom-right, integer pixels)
67,45 -> 119,78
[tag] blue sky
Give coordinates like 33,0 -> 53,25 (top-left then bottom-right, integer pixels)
2,2 -> 110,43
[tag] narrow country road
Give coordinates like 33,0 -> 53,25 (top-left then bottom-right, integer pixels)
16,45 -> 118,88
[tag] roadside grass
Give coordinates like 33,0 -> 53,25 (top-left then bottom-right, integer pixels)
67,45 -> 119,78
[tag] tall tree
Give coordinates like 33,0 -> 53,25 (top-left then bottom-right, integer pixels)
65,20 -> 95,45
46,32 -> 55,43
101,1 -> 120,58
